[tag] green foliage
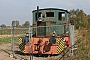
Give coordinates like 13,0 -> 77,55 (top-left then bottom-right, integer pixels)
69,9 -> 89,29
16,20 -> 19,27
12,20 -> 20,27
87,15 -> 90,27
22,21 -> 30,28
0,24 -> 6,28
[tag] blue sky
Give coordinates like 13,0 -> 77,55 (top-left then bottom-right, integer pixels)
0,0 -> 90,26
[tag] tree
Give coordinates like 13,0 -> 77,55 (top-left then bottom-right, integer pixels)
0,24 -> 6,28
87,14 -> 90,28
16,20 -> 19,27
22,21 -> 30,28
69,9 -> 76,25
76,10 -> 88,29
69,9 -> 89,29
12,20 -> 16,27
12,20 -> 20,27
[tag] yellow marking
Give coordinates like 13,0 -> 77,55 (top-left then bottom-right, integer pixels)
56,38 -> 64,54
19,43 -> 25,53
19,38 -> 22,44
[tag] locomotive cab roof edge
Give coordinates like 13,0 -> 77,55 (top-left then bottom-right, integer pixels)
32,8 -> 69,13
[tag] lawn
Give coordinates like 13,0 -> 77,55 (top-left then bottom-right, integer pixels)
0,36 -> 20,44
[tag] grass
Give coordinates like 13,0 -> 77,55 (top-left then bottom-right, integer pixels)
0,37 -> 11,44
0,36 -> 20,44
70,29 -> 90,60
73,37 -> 90,60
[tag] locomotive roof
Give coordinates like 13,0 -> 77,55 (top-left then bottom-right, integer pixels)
32,8 -> 69,13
